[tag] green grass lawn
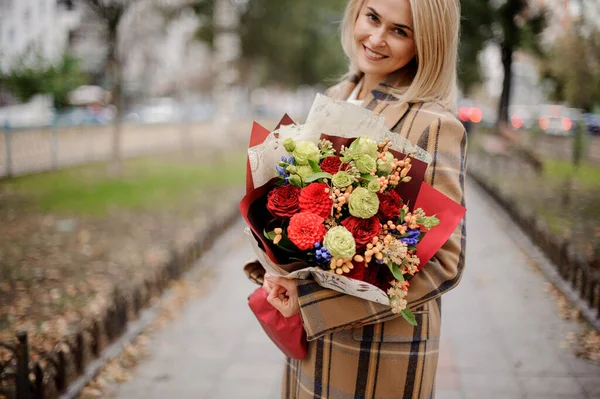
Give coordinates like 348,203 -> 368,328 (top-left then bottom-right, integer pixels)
542,158 -> 600,190
1,152 -> 246,216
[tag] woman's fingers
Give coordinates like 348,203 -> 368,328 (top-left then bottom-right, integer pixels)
262,274 -> 275,294
266,282 -> 300,318
265,275 -> 297,294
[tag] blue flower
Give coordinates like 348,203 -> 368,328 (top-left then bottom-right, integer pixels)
281,156 -> 287,162
400,237 -> 418,246
315,245 -> 332,266
314,242 -> 321,249
406,228 -> 421,238
288,156 -> 295,165
276,165 -> 286,176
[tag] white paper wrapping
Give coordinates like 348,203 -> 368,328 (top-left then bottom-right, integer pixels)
245,228 -> 391,306
248,94 -> 432,190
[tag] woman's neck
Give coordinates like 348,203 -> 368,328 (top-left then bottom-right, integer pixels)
357,73 -> 385,101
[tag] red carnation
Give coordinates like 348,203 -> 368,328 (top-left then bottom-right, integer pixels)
342,216 -> 382,247
299,183 -> 333,219
377,190 -> 403,222
267,185 -> 301,219
320,156 -> 343,174
287,212 -> 327,250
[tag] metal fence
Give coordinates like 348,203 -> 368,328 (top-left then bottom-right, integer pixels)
0,204 -> 240,399
468,147 -> 600,328
0,121 -> 253,178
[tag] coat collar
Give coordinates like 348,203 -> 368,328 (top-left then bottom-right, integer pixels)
331,70 -> 416,130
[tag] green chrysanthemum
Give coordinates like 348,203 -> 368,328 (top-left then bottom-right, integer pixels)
323,226 -> 356,259
349,136 -> 379,159
332,171 -> 353,188
367,180 -> 381,193
355,155 -> 377,174
296,165 -> 314,180
377,151 -> 394,175
348,187 -> 379,219
293,141 -> 320,165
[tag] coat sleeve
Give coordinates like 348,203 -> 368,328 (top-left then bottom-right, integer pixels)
297,115 -> 468,341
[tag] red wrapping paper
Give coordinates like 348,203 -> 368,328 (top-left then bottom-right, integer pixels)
248,287 -> 308,359
413,183 -> 466,268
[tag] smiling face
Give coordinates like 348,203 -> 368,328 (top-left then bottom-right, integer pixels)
353,0 -> 416,82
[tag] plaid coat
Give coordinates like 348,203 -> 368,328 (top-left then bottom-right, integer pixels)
245,72 -> 468,399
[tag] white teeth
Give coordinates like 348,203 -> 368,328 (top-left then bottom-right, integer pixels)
365,47 -> 385,59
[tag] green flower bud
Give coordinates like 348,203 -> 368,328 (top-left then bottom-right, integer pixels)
355,155 -> 377,174
332,171 -> 353,188
348,187 -> 379,219
376,151 -> 394,175
349,136 -> 379,159
323,226 -> 356,259
286,165 -> 297,174
288,174 -> 302,187
292,141 -> 320,165
417,215 -> 440,230
296,165 -> 314,180
340,148 -> 361,163
367,180 -> 381,193
283,138 -> 296,152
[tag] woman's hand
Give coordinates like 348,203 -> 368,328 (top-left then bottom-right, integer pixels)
262,274 -> 300,318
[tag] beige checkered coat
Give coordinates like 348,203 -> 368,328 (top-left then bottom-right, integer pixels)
245,72 -> 468,399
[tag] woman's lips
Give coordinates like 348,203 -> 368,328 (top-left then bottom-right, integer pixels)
363,45 -> 388,61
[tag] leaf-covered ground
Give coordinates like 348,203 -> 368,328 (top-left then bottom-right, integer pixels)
0,152 -> 245,353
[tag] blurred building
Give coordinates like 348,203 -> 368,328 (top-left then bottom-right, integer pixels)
0,0 -> 212,103
0,0 -> 80,72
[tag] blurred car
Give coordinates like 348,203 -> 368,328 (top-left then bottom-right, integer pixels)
535,104 -> 580,136
182,101 -> 216,122
508,105 -> 537,131
584,113 -> 600,136
55,105 -> 115,127
457,98 -> 494,133
136,97 -> 182,124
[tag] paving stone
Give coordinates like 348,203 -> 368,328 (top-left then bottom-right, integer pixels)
435,389 -> 466,399
578,376 -> 600,398
518,376 -> 588,397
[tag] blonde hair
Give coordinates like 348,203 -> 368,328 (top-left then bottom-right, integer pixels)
340,0 -> 460,112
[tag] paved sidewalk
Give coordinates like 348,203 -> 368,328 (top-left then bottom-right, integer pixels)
113,179 -> 600,399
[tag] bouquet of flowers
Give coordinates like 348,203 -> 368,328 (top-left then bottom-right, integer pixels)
240,94 -> 465,326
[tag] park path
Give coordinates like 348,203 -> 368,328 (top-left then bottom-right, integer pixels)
113,179 -> 600,399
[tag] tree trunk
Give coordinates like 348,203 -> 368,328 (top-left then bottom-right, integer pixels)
108,28 -> 123,177
497,43 -> 514,126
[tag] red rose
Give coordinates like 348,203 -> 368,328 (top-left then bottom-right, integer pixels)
377,190 -> 402,222
267,185 -> 301,219
287,212 -> 327,250
341,216 -> 382,247
320,156 -> 342,174
299,183 -> 333,219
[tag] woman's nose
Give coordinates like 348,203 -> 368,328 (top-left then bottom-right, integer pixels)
369,29 -> 387,48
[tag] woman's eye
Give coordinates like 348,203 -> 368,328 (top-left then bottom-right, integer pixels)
394,28 -> 407,37
366,13 -> 379,23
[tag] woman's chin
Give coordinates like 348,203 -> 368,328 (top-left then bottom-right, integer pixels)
357,61 -> 389,77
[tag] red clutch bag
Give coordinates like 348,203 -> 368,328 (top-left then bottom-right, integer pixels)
248,287 -> 308,360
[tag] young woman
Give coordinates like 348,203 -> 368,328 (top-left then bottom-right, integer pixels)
254,0 -> 467,397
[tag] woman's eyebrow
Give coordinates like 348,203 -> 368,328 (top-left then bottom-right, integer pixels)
367,6 -> 413,32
